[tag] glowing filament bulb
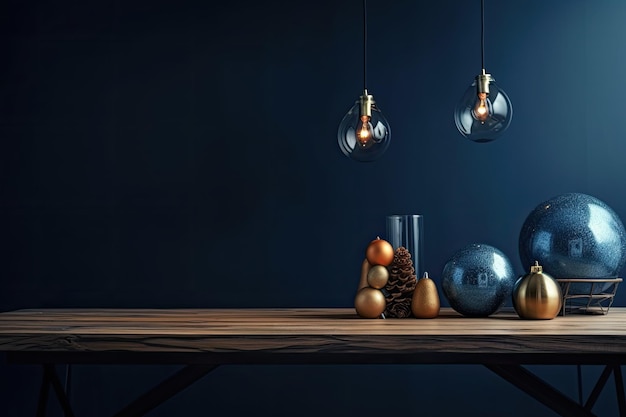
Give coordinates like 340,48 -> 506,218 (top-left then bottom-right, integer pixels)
474,92 -> 489,122
357,115 -> 373,145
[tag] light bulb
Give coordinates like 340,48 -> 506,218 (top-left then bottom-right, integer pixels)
357,115 -> 373,145
473,92 -> 489,121
338,90 -> 391,162
454,72 -> 512,143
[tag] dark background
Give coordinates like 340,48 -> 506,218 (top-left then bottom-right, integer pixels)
1,0 -> 625,415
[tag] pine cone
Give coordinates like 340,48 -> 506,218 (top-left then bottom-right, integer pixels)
384,246 -> 417,318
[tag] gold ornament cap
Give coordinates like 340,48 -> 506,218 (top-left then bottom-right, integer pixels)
530,261 -> 543,274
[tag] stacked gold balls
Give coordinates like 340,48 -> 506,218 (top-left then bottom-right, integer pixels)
355,237 -> 394,319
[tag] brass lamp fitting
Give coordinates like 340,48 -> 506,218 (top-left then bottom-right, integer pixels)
476,69 -> 491,95
359,90 -> 375,118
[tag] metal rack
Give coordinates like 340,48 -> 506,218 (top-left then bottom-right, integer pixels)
557,278 -> 622,316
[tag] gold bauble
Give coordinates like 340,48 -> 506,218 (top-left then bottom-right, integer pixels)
354,287 -> 386,319
367,265 -> 389,289
512,261 -> 562,320
411,272 -> 440,319
357,258 -> 371,291
365,237 -> 394,266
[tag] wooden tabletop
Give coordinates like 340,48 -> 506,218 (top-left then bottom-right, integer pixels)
1,308 -> 625,365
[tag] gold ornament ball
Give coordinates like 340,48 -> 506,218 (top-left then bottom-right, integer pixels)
366,237 -> 394,266
354,287 -> 386,318
513,261 -> 562,320
367,265 -> 389,289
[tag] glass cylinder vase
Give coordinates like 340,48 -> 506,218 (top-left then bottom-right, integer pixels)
385,214 -> 424,278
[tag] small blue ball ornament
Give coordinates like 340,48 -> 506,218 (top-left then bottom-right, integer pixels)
441,243 -> 516,317
518,193 -> 626,289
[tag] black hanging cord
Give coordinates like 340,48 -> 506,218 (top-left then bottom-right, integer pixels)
363,0 -> 368,91
480,0 -> 485,70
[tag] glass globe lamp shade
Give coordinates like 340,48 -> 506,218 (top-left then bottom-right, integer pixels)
338,97 -> 391,162
454,74 -> 512,143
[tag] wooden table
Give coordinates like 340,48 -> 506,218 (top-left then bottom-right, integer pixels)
1,307 -> 625,417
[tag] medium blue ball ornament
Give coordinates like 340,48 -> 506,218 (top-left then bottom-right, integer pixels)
441,243 -> 516,317
518,193 -> 626,288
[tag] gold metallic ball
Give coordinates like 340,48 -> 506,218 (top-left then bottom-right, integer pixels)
367,265 -> 389,289
513,262 -> 562,320
354,287 -> 386,319
366,237 -> 394,266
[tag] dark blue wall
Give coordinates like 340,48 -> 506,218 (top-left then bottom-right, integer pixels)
1,0 -> 625,415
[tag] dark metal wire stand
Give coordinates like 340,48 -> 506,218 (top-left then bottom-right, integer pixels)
557,278 -> 622,316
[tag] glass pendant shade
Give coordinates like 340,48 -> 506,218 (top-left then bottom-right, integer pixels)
454,74 -> 513,143
338,95 -> 391,162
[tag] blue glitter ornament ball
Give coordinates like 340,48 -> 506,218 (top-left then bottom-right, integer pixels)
519,193 -> 626,285
441,243 -> 516,317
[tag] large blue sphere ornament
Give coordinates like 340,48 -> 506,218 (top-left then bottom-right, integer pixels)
519,193 -> 626,287
441,243 -> 516,317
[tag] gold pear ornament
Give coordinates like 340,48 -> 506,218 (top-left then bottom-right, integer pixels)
512,261 -> 562,319
411,272 -> 440,319
357,258 -> 371,291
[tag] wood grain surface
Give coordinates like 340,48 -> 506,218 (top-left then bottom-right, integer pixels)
1,308 -> 625,364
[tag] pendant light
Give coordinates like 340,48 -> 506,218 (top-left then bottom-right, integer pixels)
454,0 -> 512,143
337,0 -> 391,162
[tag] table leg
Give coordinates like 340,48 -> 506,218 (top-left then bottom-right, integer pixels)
36,368 -> 50,417
577,364 -> 583,405
64,364 -> 72,405
36,365 -> 76,417
112,364 -> 219,417
584,365 -> 613,411
613,365 -> 625,416
485,364 -> 595,417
